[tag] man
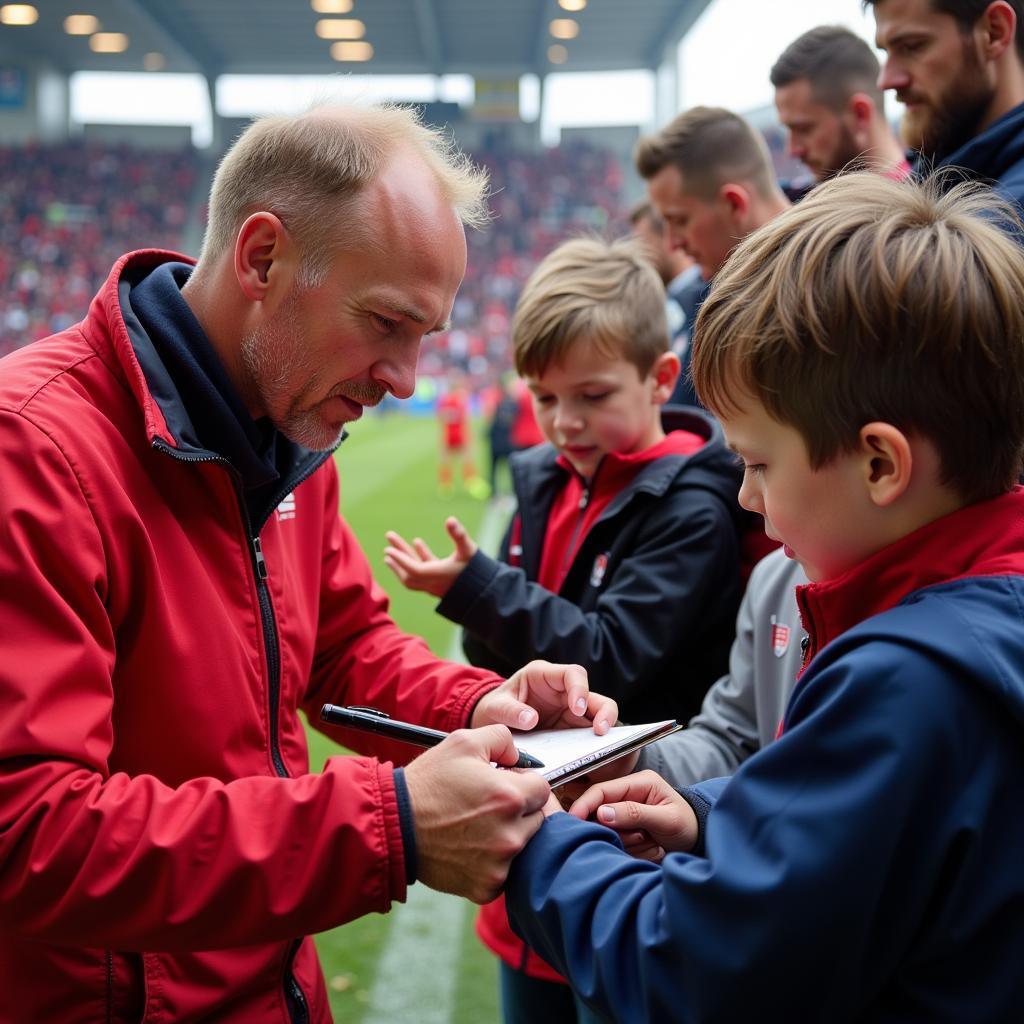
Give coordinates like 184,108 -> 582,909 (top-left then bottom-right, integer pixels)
0,104 -> 617,1022
869,0 -> 1024,206
628,199 -> 703,405
771,24 -> 910,181
634,106 -> 790,406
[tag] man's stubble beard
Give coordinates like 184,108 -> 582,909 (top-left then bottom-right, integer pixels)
240,294 -> 389,452
901,39 -> 993,161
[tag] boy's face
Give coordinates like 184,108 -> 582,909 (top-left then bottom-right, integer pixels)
525,342 -> 676,480
719,394 -> 882,582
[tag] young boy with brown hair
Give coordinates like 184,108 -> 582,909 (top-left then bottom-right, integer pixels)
504,173 -> 1024,1022
384,235 -> 746,1023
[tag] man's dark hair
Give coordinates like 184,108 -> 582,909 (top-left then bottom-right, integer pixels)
771,26 -> 885,111
864,1 -> 1024,62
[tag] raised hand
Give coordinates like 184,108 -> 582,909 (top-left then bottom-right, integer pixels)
383,516 -> 478,598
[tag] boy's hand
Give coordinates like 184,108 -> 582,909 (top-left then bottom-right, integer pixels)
568,770 -> 698,861
384,517 -> 479,598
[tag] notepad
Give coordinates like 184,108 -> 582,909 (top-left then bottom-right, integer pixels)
508,720 -> 681,787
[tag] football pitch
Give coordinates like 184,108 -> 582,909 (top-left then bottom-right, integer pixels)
304,410 -> 512,1023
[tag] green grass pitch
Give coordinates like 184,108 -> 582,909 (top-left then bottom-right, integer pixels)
303,410 -> 508,1023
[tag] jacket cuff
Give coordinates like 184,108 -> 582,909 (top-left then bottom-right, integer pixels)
678,786 -> 712,858
436,550 -> 501,623
392,767 -> 417,885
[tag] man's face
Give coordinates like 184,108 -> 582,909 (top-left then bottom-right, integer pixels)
526,342 -> 671,480
241,178 -> 467,451
874,0 -> 994,158
630,212 -> 691,286
774,77 -> 862,181
647,164 -> 737,279
719,393 -> 882,582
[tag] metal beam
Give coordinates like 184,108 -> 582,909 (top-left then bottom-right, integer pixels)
645,0 -> 714,70
532,0 -> 554,77
411,0 -> 445,76
118,0 -> 224,77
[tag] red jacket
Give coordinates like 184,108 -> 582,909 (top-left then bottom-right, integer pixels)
0,251 -> 500,1022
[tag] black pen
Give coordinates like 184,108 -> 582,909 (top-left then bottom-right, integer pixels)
320,704 -> 545,769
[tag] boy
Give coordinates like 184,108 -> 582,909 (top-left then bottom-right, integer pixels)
503,173 -> 1024,1021
384,236 -> 745,1022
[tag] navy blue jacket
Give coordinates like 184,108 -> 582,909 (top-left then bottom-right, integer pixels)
506,489 -> 1024,1022
437,406 -> 743,724
932,99 -> 1024,210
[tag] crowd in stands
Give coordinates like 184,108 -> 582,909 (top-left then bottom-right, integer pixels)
0,141 -> 198,357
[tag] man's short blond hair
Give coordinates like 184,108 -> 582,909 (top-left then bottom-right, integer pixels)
634,106 -> 778,201
512,236 -> 669,379
197,102 -> 488,285
692,172 -> 1024,504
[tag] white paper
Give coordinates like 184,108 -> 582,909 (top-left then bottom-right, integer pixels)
509,720 -> 678,784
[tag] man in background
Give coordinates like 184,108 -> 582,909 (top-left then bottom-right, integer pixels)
870,0 -> 1024,207
772,24 -> 910,181
628,199 -> 703,405
635,106 -> 790,406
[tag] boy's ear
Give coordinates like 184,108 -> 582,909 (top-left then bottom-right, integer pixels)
650,351 -> 681,405
858,421 -> 913,507
234,211 -> 300,306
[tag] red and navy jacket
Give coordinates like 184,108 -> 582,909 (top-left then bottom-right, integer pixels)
0,251 -> 501,1023
507,489 -> 1024,1022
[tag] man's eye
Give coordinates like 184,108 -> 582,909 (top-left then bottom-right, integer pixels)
534,394 -> 555,405
745,464 -> 766,476
371,314 -> 397,332
583,392 -> 610,403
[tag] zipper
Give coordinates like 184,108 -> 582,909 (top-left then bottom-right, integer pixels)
284,939 -> 310,1024
557,485 -> 592,588
106,950 -> 113,1024
152,439 -> 317,1016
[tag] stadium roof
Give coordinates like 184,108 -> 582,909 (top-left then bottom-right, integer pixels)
0,0 -> 712,78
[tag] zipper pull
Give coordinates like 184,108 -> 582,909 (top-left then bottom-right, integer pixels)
579,487 -> 590,510
252,536 -> 268,581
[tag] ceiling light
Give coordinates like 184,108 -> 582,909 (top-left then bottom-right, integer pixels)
311,0 -> 353,11
548,44 -> 568,65
89,31 -> 129,53
331,40 -> 373,61
0,4 -> 38,25
143,51 -> 165,71
316,18 -> 365,39
64,14 -> 99,34
549,18 -> 579,40
558,0 -> 586,9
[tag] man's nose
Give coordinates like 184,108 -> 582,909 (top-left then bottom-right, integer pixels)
373,341 -> 419,400
877,59 -> 909,92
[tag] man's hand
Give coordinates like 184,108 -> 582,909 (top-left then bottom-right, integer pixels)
568,770 -> 698,862
470,660 -> 617,735
384,517 -> 478,598
403,725 -> 552,903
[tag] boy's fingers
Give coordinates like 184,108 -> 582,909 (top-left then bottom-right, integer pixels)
446,516 -> 478,561
384,531 -> 417,557
413,538 -> 437,561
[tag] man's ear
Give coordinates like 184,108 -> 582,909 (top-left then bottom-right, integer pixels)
234,212 -> 298,305
650,351 -> 681,404
859,421 -> 913,507
979,0 -> 1016,62
846,93 -> 875,138
719,183 -> 751,225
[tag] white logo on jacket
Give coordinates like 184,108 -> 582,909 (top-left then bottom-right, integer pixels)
277,492 -> 297,522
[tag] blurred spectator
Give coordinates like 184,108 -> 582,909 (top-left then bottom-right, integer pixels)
0,141 -> 198,356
